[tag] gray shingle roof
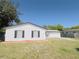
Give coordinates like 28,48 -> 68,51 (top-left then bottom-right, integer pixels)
3,22 -> 47,30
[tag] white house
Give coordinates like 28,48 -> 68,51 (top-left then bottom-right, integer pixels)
3,22 -> 61,41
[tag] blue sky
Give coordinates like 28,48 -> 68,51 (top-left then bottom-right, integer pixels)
17,0 -> 79,27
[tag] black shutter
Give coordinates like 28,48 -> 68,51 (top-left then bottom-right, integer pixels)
38,31 -> 40,38
15,31 -> 17,38
32,31 -> 33,38
22,31 -> 24,38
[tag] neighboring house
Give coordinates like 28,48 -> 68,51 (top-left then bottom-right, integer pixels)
3,22 -> 61,41
61,29 -> 79,38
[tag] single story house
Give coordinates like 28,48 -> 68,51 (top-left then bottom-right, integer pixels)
3,22 -> 61,41
61,29 -> 79,38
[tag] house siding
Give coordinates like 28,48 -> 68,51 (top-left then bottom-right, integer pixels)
5,24 -> 46,41
46,30 -> 61,39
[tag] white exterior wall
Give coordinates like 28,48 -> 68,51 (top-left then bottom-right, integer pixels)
5,24 -> 46,41
46,30 -> 61,39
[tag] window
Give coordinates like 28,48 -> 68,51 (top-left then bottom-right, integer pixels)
15,31 -> 17,38
38,31 -> 40,37
73,31 -> 76,33
22,31 -> 24,38
31,30 -> 40,38
32,31 -> 34,38
14,30 -> 24,38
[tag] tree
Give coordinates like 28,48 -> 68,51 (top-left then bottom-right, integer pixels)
47,24 -> 63,31
56,24 -> 63,31
71,25 -> 79,29
47,25 -> 57,30
0,0 -> 21,29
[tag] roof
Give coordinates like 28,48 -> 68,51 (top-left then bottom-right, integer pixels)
3,22 -> 47,30
46,30 -> 60,32
62,29 -> 79,31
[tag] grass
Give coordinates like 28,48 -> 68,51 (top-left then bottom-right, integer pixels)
0,38 -> 79,59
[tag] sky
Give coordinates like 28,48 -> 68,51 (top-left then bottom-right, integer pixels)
17,0 -> 79,27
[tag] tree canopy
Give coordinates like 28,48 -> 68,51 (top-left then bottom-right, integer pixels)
44,24 -> 79,31
46,24 -> 64,31
71,25 -> 79,29
0,0 -> 21,29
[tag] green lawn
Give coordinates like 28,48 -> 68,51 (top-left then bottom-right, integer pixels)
0,39 -> 79,59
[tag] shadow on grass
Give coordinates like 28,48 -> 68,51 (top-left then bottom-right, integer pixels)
75,48 -> 79,52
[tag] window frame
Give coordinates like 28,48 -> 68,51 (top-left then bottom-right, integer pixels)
14,30 -> 25,38
31,30 -> 40,38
